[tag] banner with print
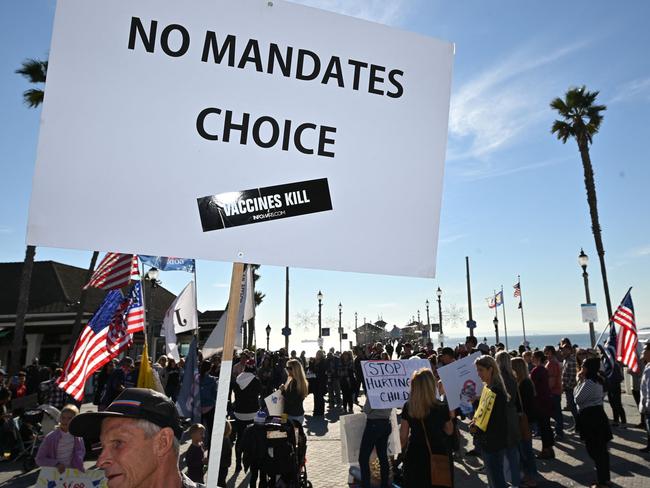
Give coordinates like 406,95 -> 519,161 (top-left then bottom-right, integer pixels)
361,359 -> 430,408
436,352 -> 483,412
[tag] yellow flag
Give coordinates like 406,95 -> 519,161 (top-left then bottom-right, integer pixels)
137,342 -> 158,390
473,385 -> 497,432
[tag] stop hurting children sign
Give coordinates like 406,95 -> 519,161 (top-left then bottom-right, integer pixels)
27,0 -> 453,278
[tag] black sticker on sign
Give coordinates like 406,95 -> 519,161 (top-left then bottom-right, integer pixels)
197,178 -> 333,232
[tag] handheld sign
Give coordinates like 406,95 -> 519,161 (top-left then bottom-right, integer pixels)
436,352 -> 483,411
361,359 -> 430,408
27,0 -> 453,279
36,467 -> 107,488
473,385 -> 497,432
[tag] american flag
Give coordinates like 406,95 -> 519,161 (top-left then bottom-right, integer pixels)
84,252 -> 140,290
513,282 -> 521,298
613,289 -> 639,373
57,282 -> 145,400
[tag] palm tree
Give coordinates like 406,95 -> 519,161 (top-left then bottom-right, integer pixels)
10,59 -> 49,374
551,86 -> 613,320
12,58 -> 99,370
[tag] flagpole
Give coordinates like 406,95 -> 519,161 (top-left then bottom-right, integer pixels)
518,275 -> 527,346
493,289 -> 500,344
193,265 -> 200,342
501,285 -> 508,350
139,258 -> 149,359
206,262 -> 245,488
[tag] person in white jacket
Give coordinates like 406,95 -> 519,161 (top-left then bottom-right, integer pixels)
638,342 -> 650,453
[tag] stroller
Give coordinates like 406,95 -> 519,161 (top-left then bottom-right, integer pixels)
241,419 -> 311,487
12,404 -> 60,472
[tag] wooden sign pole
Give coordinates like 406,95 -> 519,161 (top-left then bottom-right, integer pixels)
206,262 -> 245,487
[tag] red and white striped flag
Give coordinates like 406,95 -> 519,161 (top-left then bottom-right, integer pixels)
84,253 -> 140,290
58,282 -> 144,400
613,289 -> 639,373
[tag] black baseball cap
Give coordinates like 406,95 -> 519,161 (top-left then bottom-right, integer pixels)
69,388 -> 183,440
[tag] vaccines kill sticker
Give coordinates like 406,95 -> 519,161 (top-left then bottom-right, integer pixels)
197,178 -> 333,231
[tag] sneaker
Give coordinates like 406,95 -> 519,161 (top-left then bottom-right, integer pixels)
466,448 -> 480,456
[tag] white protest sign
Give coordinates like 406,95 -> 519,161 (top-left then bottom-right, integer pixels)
362,359 -> 430,408
340,411 -> 401,464
264,389 -> 284,416
27,0 -> 453,278
36,467 -> 107,488
436,352 -> 483,412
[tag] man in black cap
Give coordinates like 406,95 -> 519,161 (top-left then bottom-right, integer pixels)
70,388 -> 203,488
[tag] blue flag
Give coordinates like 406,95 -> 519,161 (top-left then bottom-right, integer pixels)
139,255 -> 195,273
176,337 -> 201,423
598,324 -> 619,381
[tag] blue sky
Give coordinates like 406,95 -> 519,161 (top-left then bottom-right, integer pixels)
1,0 -> 649,351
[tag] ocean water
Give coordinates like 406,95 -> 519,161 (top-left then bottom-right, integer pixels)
441,333 -> 593,351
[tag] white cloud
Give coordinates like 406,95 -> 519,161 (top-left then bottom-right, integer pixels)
631,245 -> 650,258
289,0 -> 406,24
456,156 -> 570,181
212,282 -> 229,288
610,77 -> 650,104
0,226 -> 13,234
439,233 -> 466,245
448,41 -> 589,162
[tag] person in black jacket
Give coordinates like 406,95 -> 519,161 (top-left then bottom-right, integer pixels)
310,350 -> 328,416
512,357 -> 539,487
495,351 -> 522,488
281,359 -> 309,424
231,359 -> 262,472
471,355 -> 510,488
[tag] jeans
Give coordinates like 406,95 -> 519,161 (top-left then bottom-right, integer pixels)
482,449 -> 507,488
538,415 -> 554,449
607,384 -> 626,424
359,419 -> 391,488
328,377 -> 341,406
518,437 -> 538,478
551,394 -> 563,436
585,437 -> 610,484
564,389 -> 579,429
504,446 -> 521,487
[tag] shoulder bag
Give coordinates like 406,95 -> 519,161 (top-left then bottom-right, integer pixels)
421,418 -> 452,487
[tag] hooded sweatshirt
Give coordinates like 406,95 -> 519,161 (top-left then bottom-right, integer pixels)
233,372 -> 262,420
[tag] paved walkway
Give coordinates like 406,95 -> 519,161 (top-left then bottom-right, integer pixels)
2,393 -> 649,487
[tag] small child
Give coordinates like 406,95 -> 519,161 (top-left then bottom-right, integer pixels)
185,423 -> 208,484
35,404 -> 85,472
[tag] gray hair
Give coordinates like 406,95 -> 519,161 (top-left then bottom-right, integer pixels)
133,418 -> 180,455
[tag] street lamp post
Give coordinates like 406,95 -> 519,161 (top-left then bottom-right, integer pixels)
425,300 -> 430,343
579,249 -> 596,347
338,303 -> 343,353
436,287 -> 443,347
144,267 -> 161,355
317,290 -> 323,348
493,316 -> 500,344
265,324 -> 271,351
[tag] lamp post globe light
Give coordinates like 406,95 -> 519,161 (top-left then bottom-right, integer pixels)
317,290 -> 323,348
265,323 -> 271,351
436,286 -> 443,347
338,302 -> 343,353
493,316 -> 499,344
579,248 -> 596,347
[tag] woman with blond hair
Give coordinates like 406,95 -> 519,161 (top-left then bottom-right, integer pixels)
495,351 -> 522,488
281,358 -> 309,424
471,355 -> 510,488
400,368 -> 454,487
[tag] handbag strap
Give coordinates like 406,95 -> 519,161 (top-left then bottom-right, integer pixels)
420,418 -> 434,456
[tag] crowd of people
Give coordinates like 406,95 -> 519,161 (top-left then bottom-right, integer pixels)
1,334 -> 649,488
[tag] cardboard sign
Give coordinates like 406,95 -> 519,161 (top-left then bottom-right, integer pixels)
361,359 -> 430,408
340,411 -> 401,464
36,467 -> 107,487
473,386 -> 496,432
264,390 -> 284,416
27,0 -> 453,278
437,352 -> 483,412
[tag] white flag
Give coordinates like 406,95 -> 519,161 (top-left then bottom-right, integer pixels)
161,281 -> 198,362
163,281 -> 198,335
202,266 -> 252,357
